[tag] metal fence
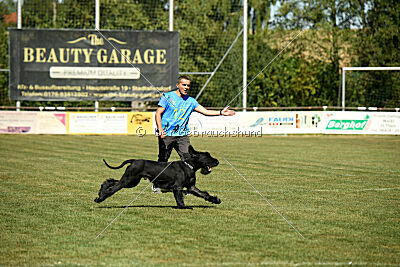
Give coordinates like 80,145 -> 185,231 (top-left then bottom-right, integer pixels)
2,0 -> 399,111
1,0 -> 245,110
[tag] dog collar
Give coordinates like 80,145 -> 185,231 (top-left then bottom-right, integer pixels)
183,161 -> 194,170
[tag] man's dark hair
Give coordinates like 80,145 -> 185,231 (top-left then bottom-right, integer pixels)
177,75 -> 191,84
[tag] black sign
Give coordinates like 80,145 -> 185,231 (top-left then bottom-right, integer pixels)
9,29 -> 179,101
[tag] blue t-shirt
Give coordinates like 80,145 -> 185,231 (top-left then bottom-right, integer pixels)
158,91 -> 200,136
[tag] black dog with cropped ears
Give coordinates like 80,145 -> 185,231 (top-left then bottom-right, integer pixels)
94,146 -> 221,209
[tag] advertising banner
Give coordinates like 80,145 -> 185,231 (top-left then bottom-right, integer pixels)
1,111 -> 398,135
0,111 -> 66,134
67,112 -> 153,135
127,112 -> 154,136
188,112 -> 261,136
188,111 -> 399,135
67,112 -> 128,134
187,111 -> 324,135
235,111 -> 323,134
9,29 -> 179,101
322,112 -> 400,135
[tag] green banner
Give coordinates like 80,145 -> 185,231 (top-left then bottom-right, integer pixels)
326,119 -> 368,130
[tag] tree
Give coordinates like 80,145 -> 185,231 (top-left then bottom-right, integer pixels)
350,0 -> 400,107
272,0 -> 358,106
249,0 -> 277,33
4,0 -> 397,108
0,0 -> 17,105
246,31 -> 326,107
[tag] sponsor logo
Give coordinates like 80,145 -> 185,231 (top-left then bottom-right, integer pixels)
326,119 -> 369,130
249,116 -> 295,127
67,34 -> 127,45
268,116 -> 294,126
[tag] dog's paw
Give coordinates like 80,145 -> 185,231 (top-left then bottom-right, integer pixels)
210,196 -> 221,204
94,197 -> 103,203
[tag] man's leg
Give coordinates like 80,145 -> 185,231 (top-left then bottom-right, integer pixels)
154,136 -> 175,193
158,136 -> 175,162
174,136 -> 191,161
173,136 -> 192,195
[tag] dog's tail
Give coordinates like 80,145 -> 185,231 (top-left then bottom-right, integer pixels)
103,159 -> 135,169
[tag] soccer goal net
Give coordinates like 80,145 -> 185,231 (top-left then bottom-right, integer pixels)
342,67 -> 400,110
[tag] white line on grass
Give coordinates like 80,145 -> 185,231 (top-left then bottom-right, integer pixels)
294,262 -> 400,266
44,260 -> 400,266
210,187 -> 400,194
224,158 -> 306,240
31,187 -> 400,197
94,161 -> 173,240
310,187 -> 400,192
178,261 -> 400,266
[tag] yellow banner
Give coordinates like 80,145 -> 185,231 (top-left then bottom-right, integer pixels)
127,112 -> 154,136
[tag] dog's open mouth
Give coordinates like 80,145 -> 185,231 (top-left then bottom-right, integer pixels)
201,166 -> 212,175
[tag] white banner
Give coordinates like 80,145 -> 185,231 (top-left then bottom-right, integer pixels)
1,111 -> 398,135
68,112 -> 127,134
322,111 -> 400,135
0,111 -> 66,134
187,111 -> 400,135
188,111 -> 324,135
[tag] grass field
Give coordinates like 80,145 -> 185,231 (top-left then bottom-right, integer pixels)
0,134 -> 399,266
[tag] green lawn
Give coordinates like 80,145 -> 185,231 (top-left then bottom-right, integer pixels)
0,135 -> 399,266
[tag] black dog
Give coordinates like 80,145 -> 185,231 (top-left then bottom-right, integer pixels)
94,146 -> 221,209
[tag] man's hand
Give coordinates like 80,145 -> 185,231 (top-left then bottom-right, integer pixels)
221,106 -> 235,116
155,106 -> 166,138
158,130 -> 167,139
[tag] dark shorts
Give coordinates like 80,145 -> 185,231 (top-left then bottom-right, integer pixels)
158,136 -> 191,162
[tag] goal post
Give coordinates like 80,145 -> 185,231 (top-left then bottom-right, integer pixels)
342,67 -> 400,110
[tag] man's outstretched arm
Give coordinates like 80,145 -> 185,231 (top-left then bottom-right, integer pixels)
194,105 -> 235,116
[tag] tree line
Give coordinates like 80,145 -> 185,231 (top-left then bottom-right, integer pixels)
0,0 -> 399,109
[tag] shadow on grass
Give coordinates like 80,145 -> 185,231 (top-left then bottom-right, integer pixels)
96,205 -> 215,209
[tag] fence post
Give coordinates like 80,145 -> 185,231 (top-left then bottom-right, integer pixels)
342,67 -> 346,111
169,0 -> 173,31
95,0 -> 100,29
16,0 -> 22,111
95,0 -> 100,112
17,0 -> 22,28
243,0 -> 248,112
